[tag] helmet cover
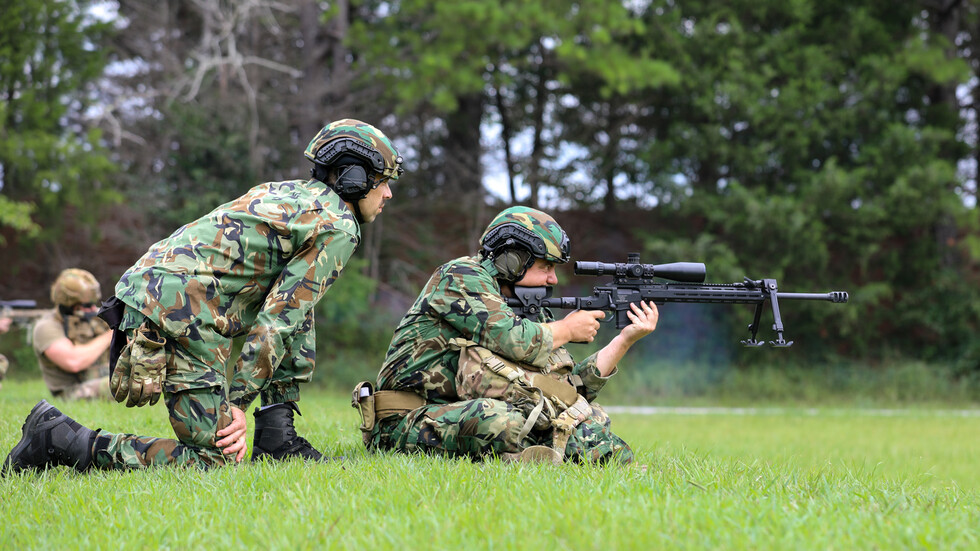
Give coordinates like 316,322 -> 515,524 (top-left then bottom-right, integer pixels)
304,119 -> 403,182
480,206 -> 570,264
50,269 -> 101,308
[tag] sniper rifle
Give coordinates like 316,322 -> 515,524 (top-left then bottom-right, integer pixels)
506,253 -> 848,347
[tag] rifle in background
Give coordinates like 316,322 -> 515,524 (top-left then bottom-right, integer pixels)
1,299 -> 47,327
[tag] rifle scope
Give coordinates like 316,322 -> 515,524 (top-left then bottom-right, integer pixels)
574,255 -> 707,283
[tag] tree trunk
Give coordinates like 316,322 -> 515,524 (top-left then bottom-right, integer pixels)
443,93 -> 484,194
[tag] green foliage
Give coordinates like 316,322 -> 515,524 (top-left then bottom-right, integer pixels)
314,258 -> 400,388
348,0 -> 680,198
1,0 -> 979,371
0,195 -> 39,245
0,0 -> 119,242
118,102 -> 259,232
349,0 -> 679,109
624,0 -> 976,364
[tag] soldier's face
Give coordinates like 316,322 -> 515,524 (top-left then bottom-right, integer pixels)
357,179 -> 392,224
72,302 -> 100,320
516,259 -> 559,287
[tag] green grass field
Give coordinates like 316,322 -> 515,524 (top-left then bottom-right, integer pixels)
1,379 -> 978,550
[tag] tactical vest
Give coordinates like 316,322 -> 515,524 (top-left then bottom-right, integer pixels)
449,338 -> 590,459
351,339 -> 591,460
34,312 -> 110,394
65,314 -> 108,346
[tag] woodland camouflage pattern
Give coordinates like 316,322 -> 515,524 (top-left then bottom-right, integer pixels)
377,255 -> 553,399
303,119 -> 403,181
116,179 -> 359,410
370,254 -> 633,463
92,386 -> 233,468
98,178 -> 358,468
480,206 -> 570,264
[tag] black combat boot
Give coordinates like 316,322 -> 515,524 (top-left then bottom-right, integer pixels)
3,400 -> 97,474
251,403 -> 327,462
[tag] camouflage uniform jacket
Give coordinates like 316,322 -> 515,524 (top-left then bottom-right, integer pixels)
376,255 -> 614,403
116,179 -> 359,410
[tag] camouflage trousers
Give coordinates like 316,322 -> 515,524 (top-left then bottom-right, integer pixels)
92,386 -> 234,469
118,305 -> 305,404
88,307 -> 307,470
371,398 -> 633,464
53,376 -> 111,401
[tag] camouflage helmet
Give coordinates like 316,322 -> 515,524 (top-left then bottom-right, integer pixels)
304,119 -> 403,182
50,269 -> 101,308
480,207 -> 570,279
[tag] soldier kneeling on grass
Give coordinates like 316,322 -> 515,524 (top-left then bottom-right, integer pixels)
352,206 -> 660,465
3,119 -> 403,473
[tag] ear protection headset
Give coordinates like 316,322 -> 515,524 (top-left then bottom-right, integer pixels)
492,249 -> 534,281
332,164 -> 370,201
480,223 -> 543,281
310,137 -> 387,202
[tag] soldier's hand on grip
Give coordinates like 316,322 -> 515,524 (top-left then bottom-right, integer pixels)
110,327 -> 168,407
562,309 -> 605,343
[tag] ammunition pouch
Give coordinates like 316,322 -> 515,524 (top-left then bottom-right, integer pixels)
351,381 -> 427,446
64,315 -> 107,344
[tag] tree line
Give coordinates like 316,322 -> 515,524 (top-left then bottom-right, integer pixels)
1,0 -> 978,371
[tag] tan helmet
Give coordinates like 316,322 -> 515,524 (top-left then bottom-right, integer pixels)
50,269 -> 101,308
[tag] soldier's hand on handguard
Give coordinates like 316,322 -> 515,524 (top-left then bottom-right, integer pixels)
549,309 -> 605,348
620,301 -> 659,344
594,301 -> 660,377
215,406 -> 248,463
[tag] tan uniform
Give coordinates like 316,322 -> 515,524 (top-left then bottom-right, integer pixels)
32,311 -> 110,400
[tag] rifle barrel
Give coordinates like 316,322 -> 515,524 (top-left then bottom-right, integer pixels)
777,291 -> 849,303
1,299 -> 38,309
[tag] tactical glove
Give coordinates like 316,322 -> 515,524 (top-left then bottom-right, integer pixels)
110,327 -> 168,407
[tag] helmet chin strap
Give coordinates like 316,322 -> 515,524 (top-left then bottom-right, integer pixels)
346,198 -> 366,224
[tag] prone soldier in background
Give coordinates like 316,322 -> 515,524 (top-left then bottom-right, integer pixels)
31,269 -> 112,401
4,119 -> 403,473
353,206 -> 660,465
